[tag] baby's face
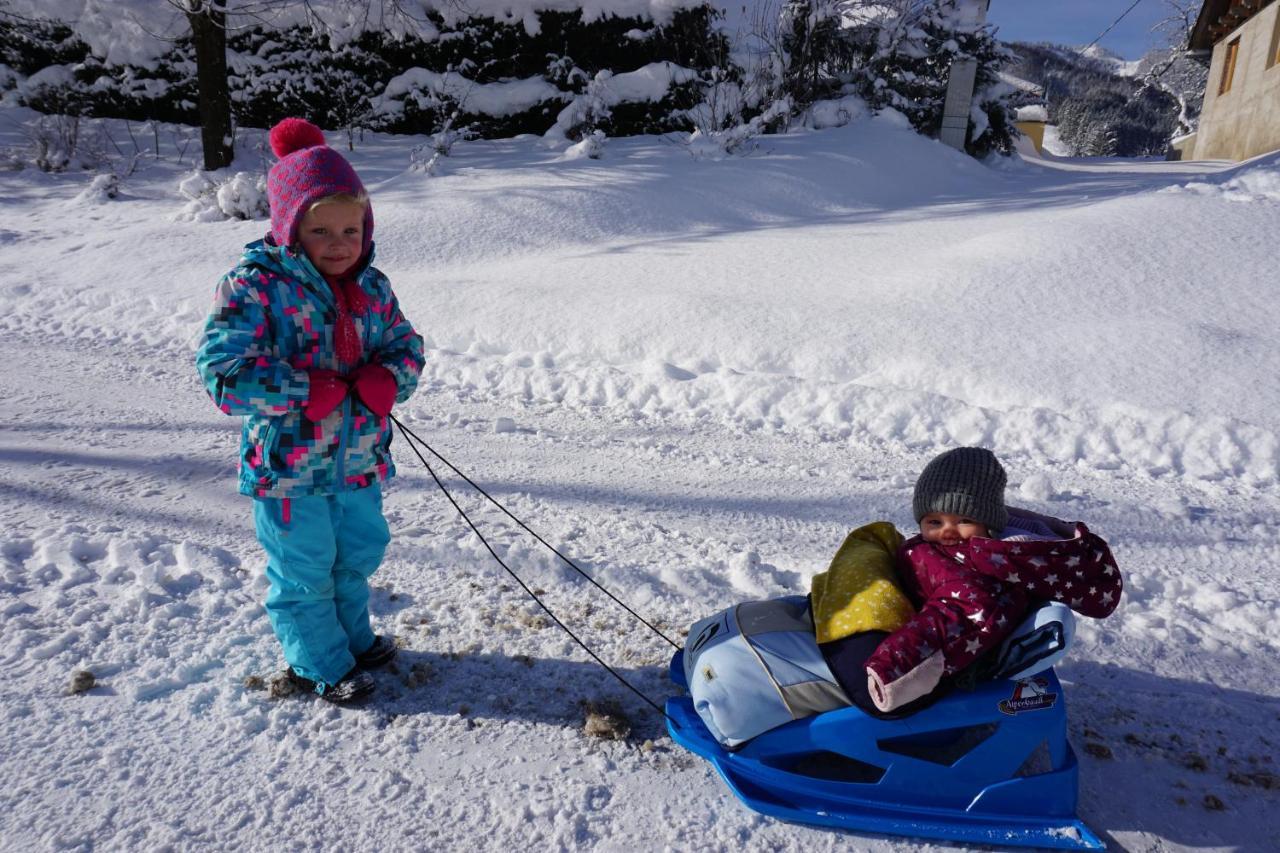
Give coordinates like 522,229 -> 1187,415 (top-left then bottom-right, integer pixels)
919,512 -> 989,546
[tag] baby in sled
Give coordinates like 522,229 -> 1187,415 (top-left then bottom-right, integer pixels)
682,446 -> 1123,746
816,446 -> 1122,716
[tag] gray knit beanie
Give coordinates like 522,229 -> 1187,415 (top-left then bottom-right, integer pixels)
912,447 -> 1008,534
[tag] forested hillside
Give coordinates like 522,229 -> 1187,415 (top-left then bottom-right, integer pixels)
1005,40 -> 1207,157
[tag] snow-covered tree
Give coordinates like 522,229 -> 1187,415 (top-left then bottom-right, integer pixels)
1135,0 -> 1208,138
854,0 -> 1015,156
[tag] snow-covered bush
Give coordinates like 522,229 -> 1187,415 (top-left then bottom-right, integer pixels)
802,92 -> 867,129
230,26 -> 387,149
5,0 -> 1018,157
4,5 -> 724,144
73,172 -> 119,204
562,129 -> 607,159
21,112 -> 110,171
778,0 -> 860,106
177,170 -> 268,222
407,109 -> 474,175
685,96 -> 792,158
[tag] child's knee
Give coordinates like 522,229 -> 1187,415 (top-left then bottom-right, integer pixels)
264,565 -> 338,603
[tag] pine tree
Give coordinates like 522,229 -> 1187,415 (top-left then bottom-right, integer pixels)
854,0 -> 1015,156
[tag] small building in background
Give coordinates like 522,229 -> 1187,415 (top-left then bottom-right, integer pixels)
1190,0 -> 1280,160
1013,104 -> 1048,153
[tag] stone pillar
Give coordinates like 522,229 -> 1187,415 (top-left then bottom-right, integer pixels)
939,0 -> 991,151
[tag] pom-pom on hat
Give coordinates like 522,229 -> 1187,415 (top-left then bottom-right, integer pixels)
912,446 -> 1008,534
266,117 -> 373,255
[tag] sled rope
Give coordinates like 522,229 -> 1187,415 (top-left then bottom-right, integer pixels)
391,415 -> 680,649
391,415 -> 680,727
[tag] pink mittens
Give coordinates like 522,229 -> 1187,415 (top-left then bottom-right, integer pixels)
304,370 -> 348,421
352,363 -> 397,416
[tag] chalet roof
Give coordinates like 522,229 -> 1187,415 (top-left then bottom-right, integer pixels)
1190,0 -> 1271,50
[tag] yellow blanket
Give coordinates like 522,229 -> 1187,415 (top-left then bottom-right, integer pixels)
810,522 -> 914,644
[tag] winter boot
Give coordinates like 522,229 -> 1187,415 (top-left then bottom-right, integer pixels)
287,667 -> 375,704
356,635 -> 398,670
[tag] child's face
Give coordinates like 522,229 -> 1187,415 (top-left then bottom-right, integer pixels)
919,513 -> 989,546
297,200 -> 365,277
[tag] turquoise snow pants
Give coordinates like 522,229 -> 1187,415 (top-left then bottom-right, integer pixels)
252,485 -> 391,686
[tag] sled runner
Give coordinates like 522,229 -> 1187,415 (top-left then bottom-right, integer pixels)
666,603 -> 1104,850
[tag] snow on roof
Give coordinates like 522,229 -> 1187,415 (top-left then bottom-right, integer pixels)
1015,104 -> 1048,122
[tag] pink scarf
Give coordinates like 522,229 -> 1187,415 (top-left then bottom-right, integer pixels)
324,272 -> 369,367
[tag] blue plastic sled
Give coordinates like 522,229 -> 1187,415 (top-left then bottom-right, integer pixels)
667,650 -> 1104,850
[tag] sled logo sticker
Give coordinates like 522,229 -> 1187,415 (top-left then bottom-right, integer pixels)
998,676 -> 1058,715
689,621 -> 722,656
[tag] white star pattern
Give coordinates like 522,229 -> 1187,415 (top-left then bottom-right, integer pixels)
1066,556 -> 1080,568
996,614 -> 1008,627
990,553 -> 1007,565
1104,564 -> 1116,576
1045,573 -> 1059,585
1070,597 -> 1083,608
965,638 -> 982,654
1101,591 -> 1114,604
967,610 -> 986,624
1006,572 -> 1021,583
1030,557 -> 1047,568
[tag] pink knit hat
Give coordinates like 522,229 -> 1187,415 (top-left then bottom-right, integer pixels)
266,118 -> 374,255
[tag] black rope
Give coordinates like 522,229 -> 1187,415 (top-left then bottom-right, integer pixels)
390,414 -> 681,650
1081,0 -> 1148,54
392,417 -> 680,728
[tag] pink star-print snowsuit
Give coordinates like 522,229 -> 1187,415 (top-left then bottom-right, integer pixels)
864,508 -> 1122,713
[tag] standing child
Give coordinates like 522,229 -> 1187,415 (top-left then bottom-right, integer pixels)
197,118 -> 425,703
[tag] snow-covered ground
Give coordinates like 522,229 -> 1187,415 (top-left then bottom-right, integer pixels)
1,106 -> 1278,850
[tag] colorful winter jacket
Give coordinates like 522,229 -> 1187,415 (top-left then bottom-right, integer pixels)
196,239 -> 425,498
864,508 -> 1122,712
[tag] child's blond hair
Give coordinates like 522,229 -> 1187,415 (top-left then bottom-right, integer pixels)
308,191 -> 369,212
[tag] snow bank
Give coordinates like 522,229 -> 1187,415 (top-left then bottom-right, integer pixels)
1171,152 -> 1280,202
2,106 -> 1280,852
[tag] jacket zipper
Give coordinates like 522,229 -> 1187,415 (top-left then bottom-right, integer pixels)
336,393 -> 350,489
336,269 -> 372,491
